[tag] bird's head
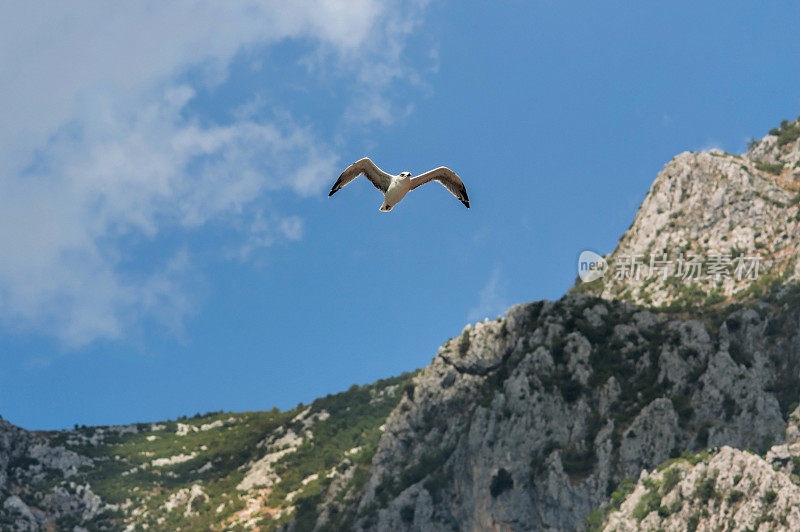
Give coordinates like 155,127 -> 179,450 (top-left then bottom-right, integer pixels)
399,171 -> 412,179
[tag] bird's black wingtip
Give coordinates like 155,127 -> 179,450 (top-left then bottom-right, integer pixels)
328,189 -> 336,197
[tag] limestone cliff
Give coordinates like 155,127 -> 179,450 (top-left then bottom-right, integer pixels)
601,407 -> 800,531
345,291 -> 800,530
0,416 -> 114,530
577,117 -> 800,307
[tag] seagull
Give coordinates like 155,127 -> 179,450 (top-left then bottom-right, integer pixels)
328,157 -> 470,211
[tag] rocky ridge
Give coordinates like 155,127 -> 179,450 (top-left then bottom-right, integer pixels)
577,116 -> 800,307
342,289 -> 800,530
0,416 -> 115,530
601,406 -> 800,531
0,375 -> 409,530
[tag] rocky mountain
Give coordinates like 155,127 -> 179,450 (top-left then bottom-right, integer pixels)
599,404 -> 800,531
0,416 -> 114,529
577,116 -> 800,307
346,290 -> 800,530
0,375 -> 411,530
2,117 -> 800,531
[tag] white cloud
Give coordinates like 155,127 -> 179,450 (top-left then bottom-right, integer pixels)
279,217 -> 305,241
467,269 -> 508,323
0,1 -> 411,168
0,1 -> 429,346
0,86 -> 336,346
231,213 -> 306,262
699,140 -> 724,152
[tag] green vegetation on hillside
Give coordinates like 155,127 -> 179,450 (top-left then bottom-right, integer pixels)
42,372 -> 415,531
769,117 -> 800,147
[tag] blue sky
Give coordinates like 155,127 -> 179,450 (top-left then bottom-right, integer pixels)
2,2 -> 799,430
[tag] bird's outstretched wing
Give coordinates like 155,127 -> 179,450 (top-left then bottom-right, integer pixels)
409,167 -> 470,208
329,158 -> 392,196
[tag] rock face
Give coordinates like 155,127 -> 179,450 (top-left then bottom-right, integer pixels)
602,407 -> 800,531
344,292 -> 800,531
0,416 -> 113,530
578,117 -> 800,307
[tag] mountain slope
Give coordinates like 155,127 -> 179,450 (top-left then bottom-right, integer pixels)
599,406 -> 800,531
346,290 -> 800,530
0,373 -> 412,530
576,116 -> 800,307
0,416 -> 114,530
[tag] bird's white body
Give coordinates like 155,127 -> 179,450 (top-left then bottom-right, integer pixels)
328,158 -> 470,211
380,174 -> 412,211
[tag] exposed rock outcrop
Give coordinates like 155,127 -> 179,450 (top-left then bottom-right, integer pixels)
578,117 -> 800,306
0,416 -> 114,530
602,407 -> 800,531
347,292 -> 800,530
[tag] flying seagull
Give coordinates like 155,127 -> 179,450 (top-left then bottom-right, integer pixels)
328,158 -> 470,211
